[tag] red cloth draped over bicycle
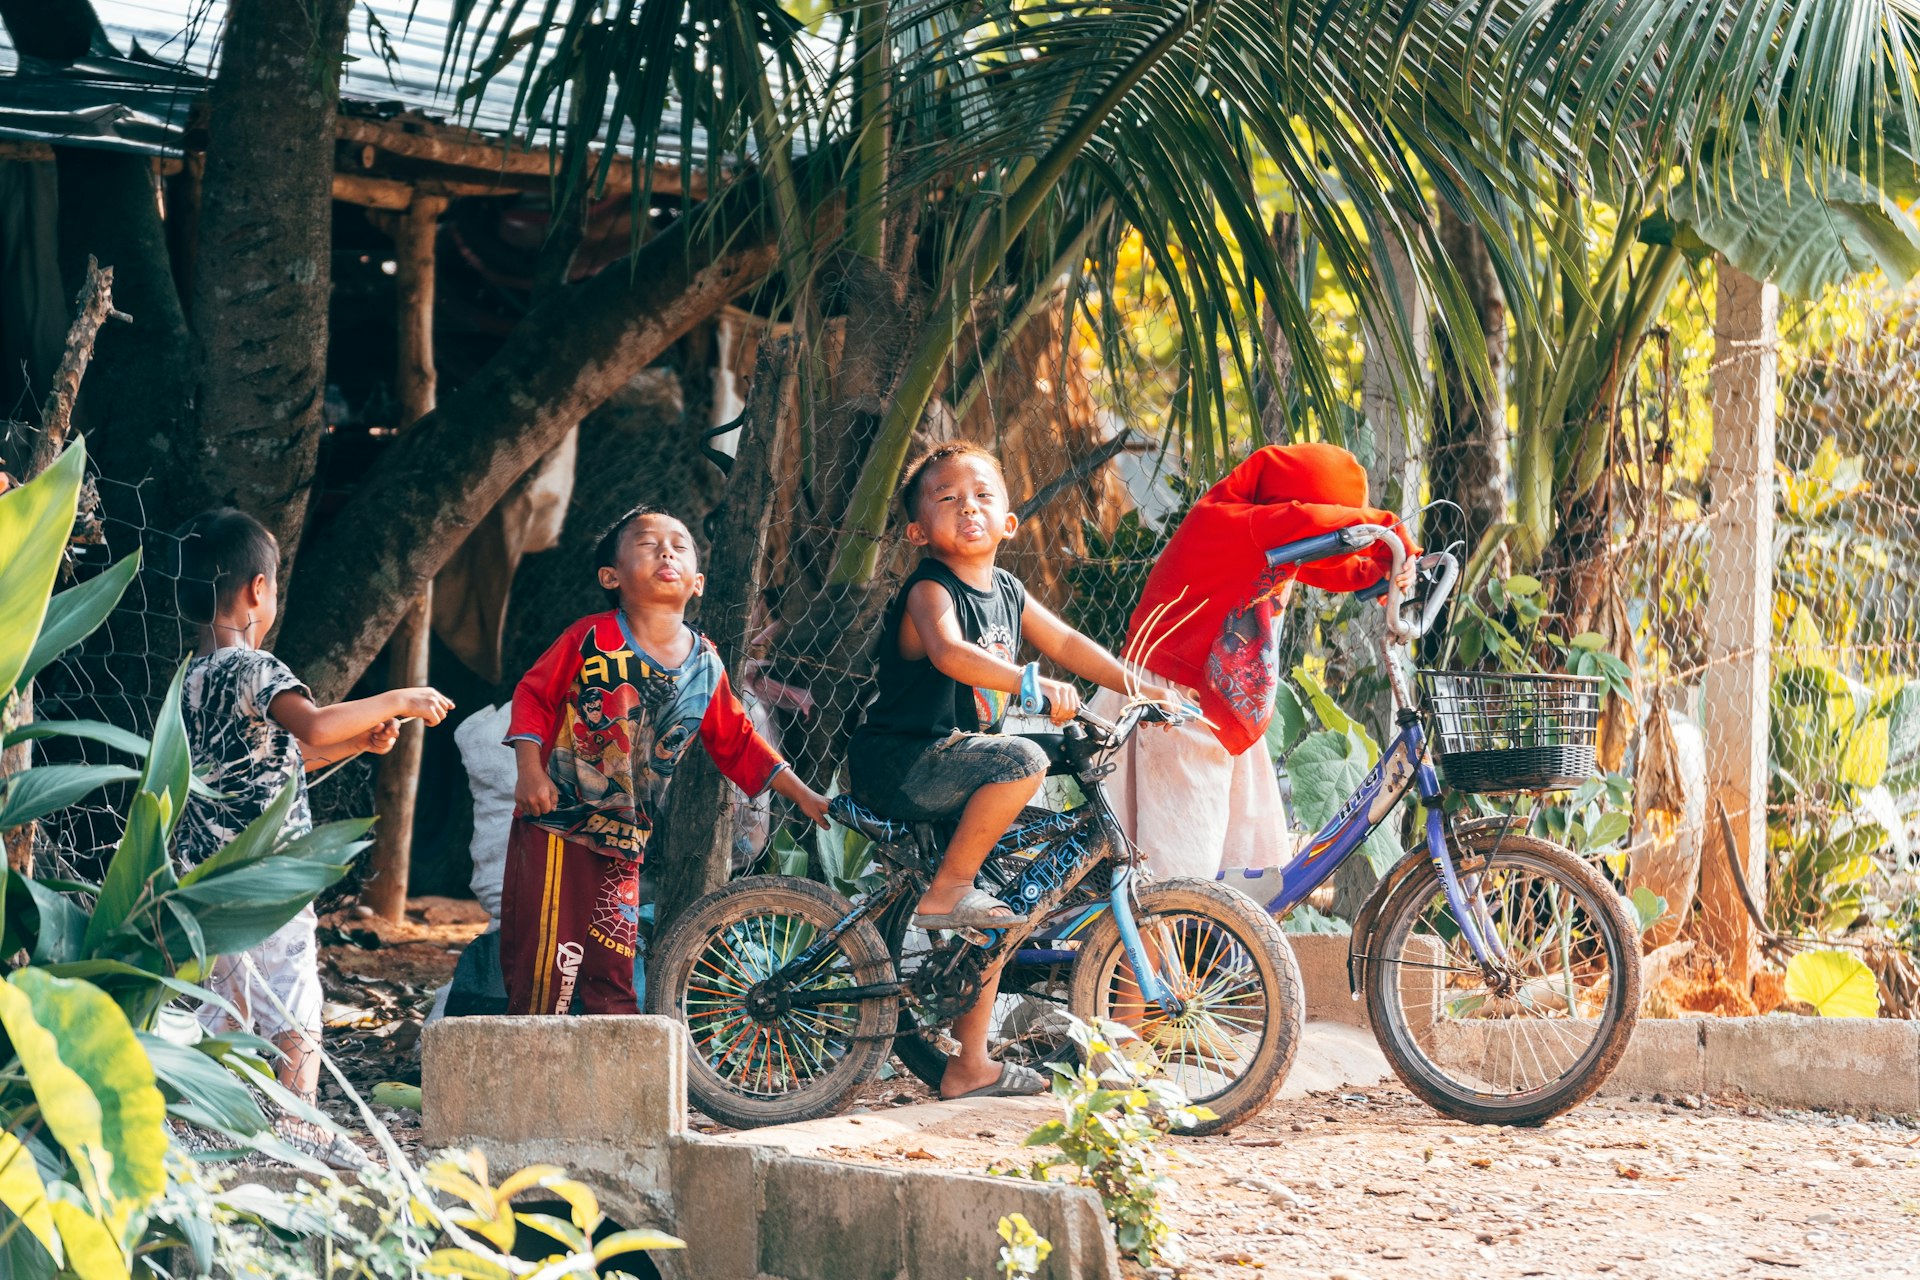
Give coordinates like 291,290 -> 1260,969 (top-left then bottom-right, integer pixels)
1125,443 -> 1417,755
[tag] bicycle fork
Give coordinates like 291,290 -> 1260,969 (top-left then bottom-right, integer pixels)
1108,867 -> 1181,1012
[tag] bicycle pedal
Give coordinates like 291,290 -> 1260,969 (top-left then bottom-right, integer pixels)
956,926 -> 994,947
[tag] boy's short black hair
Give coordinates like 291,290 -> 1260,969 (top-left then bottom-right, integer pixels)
594,504 -> 684,604
172,508 -> 279,625
899,441 -> 1005,522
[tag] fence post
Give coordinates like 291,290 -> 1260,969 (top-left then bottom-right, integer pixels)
365,193 -> 445,922
1698,260 -> 1777,989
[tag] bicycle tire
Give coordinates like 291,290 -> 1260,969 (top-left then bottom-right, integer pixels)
1068,878 -> 1303,1136
1362,828 -> 1639,1126
647,875 -> 896,1129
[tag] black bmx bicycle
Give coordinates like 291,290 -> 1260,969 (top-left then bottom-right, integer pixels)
647,695 -> 1303,1134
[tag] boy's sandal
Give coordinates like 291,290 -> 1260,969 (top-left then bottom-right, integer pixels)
911,889 -> 1028,931
947,1061 -> 1050,1100
274,1115 -> 375,1173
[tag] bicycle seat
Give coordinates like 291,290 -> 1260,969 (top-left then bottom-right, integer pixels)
828,795 -> 915,845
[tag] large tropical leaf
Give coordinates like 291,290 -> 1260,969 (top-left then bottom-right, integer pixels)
1656,123 -> 1920,297
0,1132 -> 58,1261
13,550 -> 140,695
0,765 -> 141,833
138,1033 -> 270,1137
83,792 -> 175,960
0,440 -> 84,695
1784,948 -> 1881,1017
138,663 -> 193,840
1,720 -> 149,759
0,970 -> 167,1208
2,872 -> 88,966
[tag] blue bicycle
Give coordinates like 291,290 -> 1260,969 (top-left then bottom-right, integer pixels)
653,529 -> 1639,1130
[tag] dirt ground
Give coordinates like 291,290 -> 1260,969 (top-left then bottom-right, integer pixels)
317,911 -> 1920,1279
819,1079 -> 1920,1280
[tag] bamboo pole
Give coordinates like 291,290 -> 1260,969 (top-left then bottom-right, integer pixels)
363,195 -> 446,922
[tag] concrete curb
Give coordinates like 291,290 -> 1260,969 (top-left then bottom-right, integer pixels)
422,1016 -> 1120,1280
1286,933 -> 1920,1115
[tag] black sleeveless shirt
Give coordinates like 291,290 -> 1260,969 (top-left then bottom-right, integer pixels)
853,558 -> 1027,742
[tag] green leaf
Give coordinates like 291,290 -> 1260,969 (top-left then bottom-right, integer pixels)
1291,668 -> 1378,764
84,791 -> 174,958
1266,681 -> 1309,761
0,969 -> 167,1207
176,774 -> 305,886
1503,574 -> 1541,597
2,719 -> 149,758
165,858 -> 353,958
0,764 -> 141,831
138,1034 -> 270,1137
1628,887 -> 1668,934
47,1191 -> 124,1280
1586,811 -> 1632,847
1783,949 -> 1881,1018
516,1210 -> 588,1252
5,871 -> 89,965
139,663 -> 193,838
17,551 -> 140,692
0,1133 -> 57,1258
1666,122 -> 1920,297
1569,631 -> 1606,651
0,1202 -> 57,1280
1840,718 -> 1891,790
424,1249 -> 515,1279
0,439 -> 85,695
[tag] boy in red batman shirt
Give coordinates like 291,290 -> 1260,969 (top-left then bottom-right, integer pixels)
501,507 -> 831,1015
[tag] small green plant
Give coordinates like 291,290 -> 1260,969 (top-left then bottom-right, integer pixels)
994,1212 -> 1052,1280
1000,1018 -> 1210,1268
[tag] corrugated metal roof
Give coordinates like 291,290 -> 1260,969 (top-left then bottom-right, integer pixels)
0,1 -> 700,158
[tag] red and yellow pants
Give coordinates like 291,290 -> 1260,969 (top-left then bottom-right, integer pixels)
500,820 -> 642,1016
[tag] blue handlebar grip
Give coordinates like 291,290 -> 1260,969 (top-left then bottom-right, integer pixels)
1357,578 -> 1389,601
1019,662 -> 1045,715
1265,530 -> 1350,568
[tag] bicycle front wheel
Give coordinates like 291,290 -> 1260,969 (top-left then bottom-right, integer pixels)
1068,879 -> 1303,1136
1363,827 -> 1639,1125
647,876 -> 896,1129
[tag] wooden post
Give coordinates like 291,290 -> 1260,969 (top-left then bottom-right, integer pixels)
1698,261 -> 1777,988
363,195 -> 446,921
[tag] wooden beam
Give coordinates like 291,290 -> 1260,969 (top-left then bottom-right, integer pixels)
337,114 -> 690,197
332,171 -> 412,210
1698,260 -> 1778,990
363,193 -> 448,923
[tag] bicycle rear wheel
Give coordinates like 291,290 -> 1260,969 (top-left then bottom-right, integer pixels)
647,876 -> 896,1129
1363,827 -> 1639,1125
1068,879 -> 1303,1136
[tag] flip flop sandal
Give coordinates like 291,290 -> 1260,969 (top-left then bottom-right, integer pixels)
948,1061 -> 1050,1100
911,888 -> 1029,931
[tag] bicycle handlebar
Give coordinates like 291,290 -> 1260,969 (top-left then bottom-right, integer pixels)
1268,524 -> 1459,644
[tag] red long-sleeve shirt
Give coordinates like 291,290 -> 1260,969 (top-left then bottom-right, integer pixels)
1128,444 -> 1416,755
506,611 -> 785,861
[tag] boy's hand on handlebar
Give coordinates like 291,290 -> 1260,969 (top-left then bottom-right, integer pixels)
772,770 -> 833,829
1386,557 -> 1417,601
1039,677 -> 1081,725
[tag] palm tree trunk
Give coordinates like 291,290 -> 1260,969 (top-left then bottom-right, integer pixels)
1428,204 -> 1508,560
188,0 -> 353,575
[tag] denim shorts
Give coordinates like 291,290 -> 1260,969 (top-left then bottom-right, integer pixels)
847,731 -> 1049,821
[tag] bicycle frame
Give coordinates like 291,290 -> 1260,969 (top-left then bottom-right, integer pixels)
1222,717 -> 1504,970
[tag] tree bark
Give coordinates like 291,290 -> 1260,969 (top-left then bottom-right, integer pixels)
188,0 -> 353,574
277,170 -> 796,702
651,340 -> 789,946
1428,204 -> 1508,562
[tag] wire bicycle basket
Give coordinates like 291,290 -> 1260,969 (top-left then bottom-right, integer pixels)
1417,670 -> 1603,793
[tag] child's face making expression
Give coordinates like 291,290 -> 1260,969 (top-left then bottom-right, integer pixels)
600,514 -> 703,613
906,455 -> 1016,561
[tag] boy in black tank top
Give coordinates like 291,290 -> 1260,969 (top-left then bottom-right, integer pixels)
847,443 -> 1173,1099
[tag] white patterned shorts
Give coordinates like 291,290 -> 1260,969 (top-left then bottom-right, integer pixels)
196,904 -> 324,1043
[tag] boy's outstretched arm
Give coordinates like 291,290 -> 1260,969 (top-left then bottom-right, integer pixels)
1023,601 -> 1179,705
271,687 -> 454,749
298,719 -> 402,770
